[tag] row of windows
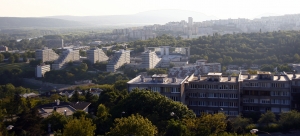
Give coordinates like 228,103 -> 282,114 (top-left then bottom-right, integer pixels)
243,82 -> 289,88
193,110 -> 238,116
243,99 -> 290,105
189,101 -> 238,107
271,91 -> 289,96
189,84 -> 238,90
168,96 -> 180,102
188,93 -> 238,99
150,87 -> 180,93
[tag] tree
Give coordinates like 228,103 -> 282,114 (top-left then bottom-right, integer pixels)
198,113 -> 227,135
258,111 -> 276,127
97,104 -> 110,119
13,108 -> 44,136
8,55 -> 15,64
278,110 -> 300,131
231,115 -> 251,133
42,112 -> 67,132
0,53 -> 4,62
63,116 -> 96,136
114,80 -> 129,91
165,119 -> 189,136
111,89 -> 195,133
106,114 -> 157,136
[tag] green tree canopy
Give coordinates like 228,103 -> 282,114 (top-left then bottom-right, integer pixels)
63,116 -> 96,136
106,114 -> 158,136
258,111 -> 276,127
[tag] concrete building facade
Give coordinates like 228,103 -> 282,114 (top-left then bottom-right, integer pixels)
86,47 -> 109,64
35,47 -> 59,62
36,64 -> 51,78
52,49 -> 80,70
186,73 -> 240,116
141,50 -> 161,69
107,49 -> 130,72
128,71 -> 297,116
127,74 -> 189,103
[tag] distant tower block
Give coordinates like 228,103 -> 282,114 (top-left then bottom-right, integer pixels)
62,39 -> 64,49
188,17 -> 193,26
160,47 -> 165,55
165,47 -> 169,56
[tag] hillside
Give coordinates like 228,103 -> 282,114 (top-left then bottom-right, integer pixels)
48,9 -> 218,26
0,17 -> 89,29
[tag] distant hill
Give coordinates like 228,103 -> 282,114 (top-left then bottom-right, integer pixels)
0,17 -> 88,29
48,9 -> 218,26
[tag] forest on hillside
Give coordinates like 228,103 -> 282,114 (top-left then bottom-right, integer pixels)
129,31 -> 300,67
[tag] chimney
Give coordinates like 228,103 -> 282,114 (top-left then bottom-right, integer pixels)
56,99 -> 60,105
248,74 -> 251,79
293,70 -> 296,78
198,75 -> 201,80
278,75 -> 281,80
228,75 -> 231,81
141,76 -> 145,82
172,77 -> 177,83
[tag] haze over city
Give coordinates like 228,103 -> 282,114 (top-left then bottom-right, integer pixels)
1,0 -> 300,20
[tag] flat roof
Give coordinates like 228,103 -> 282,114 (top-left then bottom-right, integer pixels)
152,74 -> 168,78
207,73 -> 222,76
257,71 -> 271,74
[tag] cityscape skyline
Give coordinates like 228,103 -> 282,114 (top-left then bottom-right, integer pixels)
1,0 -> 299,20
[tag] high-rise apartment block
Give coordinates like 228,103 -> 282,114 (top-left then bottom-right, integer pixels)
86,48 -> 109,64
128,71 -> 299,116
0,45 -> 8,52
141,50 -> 161,69
107,49 -> 130,72
35,47 -> 59,62
36,64 -> 51,78
52,49 -> 80,70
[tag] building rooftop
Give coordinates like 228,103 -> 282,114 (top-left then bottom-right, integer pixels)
152,74 -> 168,78
127,75 -> 189,85
207,72 -> 222,76
190,75 -> 238,83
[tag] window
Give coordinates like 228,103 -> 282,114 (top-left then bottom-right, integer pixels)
243,98 -> 254,103
271,99 -> 280,104
228,111 -> 238,116
229,94 -> 238,99
208,102 -> 218,107
208,93 -> 214,98
244,106 -> 255,111
219,93 -> 225,98
189,93 -> 198,98
282,92 -> 289,96
261,99 -> 270,104
189,101 -> 198,106
170,96 -> 179,101
198,101 -> 206,106
199,93 -> 206,98
229,102 -> 237,107
171,87 -> 180,93
282,100 -> 290,105
151,87 -> 160,92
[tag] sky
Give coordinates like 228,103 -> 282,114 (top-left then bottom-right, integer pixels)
1,0 -> 299,19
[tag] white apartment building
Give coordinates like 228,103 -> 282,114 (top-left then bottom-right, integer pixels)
141,50 -> 161,69
86,48 -> 109,64
107,49 -> 130,72
35,47 -> 59,62
36,64 -> 51,78
52,49 -> 80,70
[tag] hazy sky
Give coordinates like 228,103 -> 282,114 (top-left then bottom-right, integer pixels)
1,0 -> 299,19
